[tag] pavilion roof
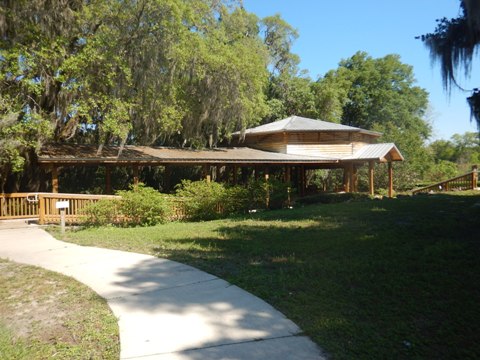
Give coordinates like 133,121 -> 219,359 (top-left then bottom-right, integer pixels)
38,144 -> 340,165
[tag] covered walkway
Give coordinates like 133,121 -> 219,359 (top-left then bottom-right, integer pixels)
38,143 -> 403,197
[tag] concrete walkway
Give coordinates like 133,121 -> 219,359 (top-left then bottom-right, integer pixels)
0,223 -> 325,359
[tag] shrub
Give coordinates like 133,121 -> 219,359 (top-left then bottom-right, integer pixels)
82,184 -> 171,226
223,185 -> 250,214
245,178 -> 292,210
175,178 -> 294,221
81,198 -> 121,226
116,184 -> 171,226
175,180 -> 227,220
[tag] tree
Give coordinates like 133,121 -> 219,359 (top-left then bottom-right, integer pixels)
260,14 -> 299,75
0,0 -> 270,190
428,131 -> 480,178
418,0 -> 480,130
258,13 -> 313,124
316,52 -> 432,189
429,139 -> 458,163
263,70 -> 317,124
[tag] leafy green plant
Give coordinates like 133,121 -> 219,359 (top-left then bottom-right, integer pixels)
245,178 -> 291,210
116,184 -> 171,226
174,178 -> 294,221
81,198 -> 121,226
175,180 -> 227,220
82,184 -> 171,226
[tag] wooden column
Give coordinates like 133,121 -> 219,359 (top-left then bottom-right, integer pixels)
299,166 -> 306,197
204,165 -> 211,182
472,165 -> 478,189
133,165 -> 140,185
368,161 -> 375,196
284,165 -> 291,184
51,166 -> 59,193
265,172 -> 270,208
344,163 -> 353,193
388,162 -> 393,198
105,166 -> 112,194
202,164 -> 210,182
351,164 -> 358,193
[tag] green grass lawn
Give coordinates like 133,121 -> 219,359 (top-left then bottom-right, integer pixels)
0,259 -> 119,359
58,192 -> 480,359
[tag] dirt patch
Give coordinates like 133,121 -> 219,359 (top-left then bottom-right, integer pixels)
0,259 -> 119,358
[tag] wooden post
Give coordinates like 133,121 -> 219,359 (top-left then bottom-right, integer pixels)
351,164 -> 358,193
105,166 -> 112,194
265,172 -> 270,208
133,165 -> 140,185
472,165 -> 478,189
368,161 -> 375,196
284,165 -> 291,184
344,164 -> 352,193
60,208 -> 66,234
51,166 -> 59,193
205,165 -> 211,183
388,162 -> 393,198
203,165 -> 210,182
38,194 -> 45,225
299,166 -> 306,197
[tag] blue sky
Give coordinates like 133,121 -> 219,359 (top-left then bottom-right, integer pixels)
243,0 -> 479,140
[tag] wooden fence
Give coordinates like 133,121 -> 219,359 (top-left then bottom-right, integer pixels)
412,166 -> 478,195
0,193 -> 120,224
1,192 -> 256,225
38,193 -> 121,224
0,193 -> 41,219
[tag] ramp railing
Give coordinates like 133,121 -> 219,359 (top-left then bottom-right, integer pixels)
412,165 -> 478,195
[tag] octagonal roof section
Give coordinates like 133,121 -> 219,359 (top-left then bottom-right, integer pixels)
234,116 -> 382,137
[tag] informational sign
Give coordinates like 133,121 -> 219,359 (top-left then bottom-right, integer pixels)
55,200 -> 69,209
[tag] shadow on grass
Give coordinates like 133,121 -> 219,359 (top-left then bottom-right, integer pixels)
66,193 -> 480,359
141,194 -> 480,359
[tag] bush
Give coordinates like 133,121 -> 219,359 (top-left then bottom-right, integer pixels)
244,178 -> 292,210
223,185 -> 250,214
175,180 -> 228,220
81,198 -> 122,226
117,184 -> 171,226
82,184 -> 171,226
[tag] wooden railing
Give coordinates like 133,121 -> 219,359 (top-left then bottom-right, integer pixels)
169,198 -> 188,221
1,193 -> 221,224
0,193 -> 42,219
0,192 -> 121,224
38,193 -> 121,225
412,166 -> 478,195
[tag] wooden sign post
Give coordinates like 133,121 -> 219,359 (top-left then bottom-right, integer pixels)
55,200 -> 69,234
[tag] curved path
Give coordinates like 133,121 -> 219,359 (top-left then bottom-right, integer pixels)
0,223 -> 325,359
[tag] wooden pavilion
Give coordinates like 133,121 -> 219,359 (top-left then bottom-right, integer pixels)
38,116 -> 404,197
